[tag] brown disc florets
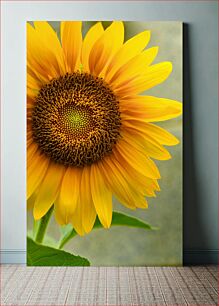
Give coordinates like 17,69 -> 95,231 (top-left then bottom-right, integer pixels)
31,72 -> 121,166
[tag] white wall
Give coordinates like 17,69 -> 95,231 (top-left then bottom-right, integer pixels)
1,1 -> 218,263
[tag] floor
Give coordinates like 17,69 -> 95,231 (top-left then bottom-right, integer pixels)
1,265 -> 218,305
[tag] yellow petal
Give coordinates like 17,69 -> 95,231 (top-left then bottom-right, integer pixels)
27,53 -> 50,85
56,167 -> 82,224
99,157 -> 147,209
70,167 -> 96,235
113,149 -> 157,199
80,167 -> 96,233
90,163 -> 112,228
60,21 -> 82,72
27,22 -> 65,82
70,202 -> 86,236
98,159 -> 135,209
139,135 -> 171,160
143,123 -> 180,145
27,73 -> 41,91
121,129 -> 171,160
116,139 -> 160,179
115,62 -> 172,96
33,163 -> 65,220
81,22 -> 104,72
27,192 -> 37,210
27,62 -> 48,85
105,30 -> 150,82
27,142 -> 38,162
27,87 -> 38,100
89,21 -> 124,76
54,201 -> 65,225
121,95 -> 182,122
27,130 -> 33,147
34,21 -> 66,74
27,150 -> 50,199
109,47 -> 158,86
27,96 -> 35,111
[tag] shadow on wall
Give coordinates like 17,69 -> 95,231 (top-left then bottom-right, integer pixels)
183,24 -> 209,264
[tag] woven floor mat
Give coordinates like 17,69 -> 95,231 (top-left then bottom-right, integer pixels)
1,265 -> 218,305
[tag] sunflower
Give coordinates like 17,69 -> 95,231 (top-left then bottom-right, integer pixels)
27,21 -> 182,236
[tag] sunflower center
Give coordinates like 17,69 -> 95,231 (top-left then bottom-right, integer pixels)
58,105 -> 93,135
32,72 -> 121,166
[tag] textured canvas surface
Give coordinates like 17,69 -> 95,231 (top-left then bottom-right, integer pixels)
27,21 -> 182,266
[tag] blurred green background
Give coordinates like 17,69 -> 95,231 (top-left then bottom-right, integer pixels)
28,21 -> 182,266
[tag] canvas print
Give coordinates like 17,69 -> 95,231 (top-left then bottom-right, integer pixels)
27,21 -> 182,266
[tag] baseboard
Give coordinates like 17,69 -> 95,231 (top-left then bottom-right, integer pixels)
1,249 -> 218,264
183,249 -> 218,265
1,250 -> 26,264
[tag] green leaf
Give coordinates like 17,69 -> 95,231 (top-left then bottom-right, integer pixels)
95,211 -> 157,230
27,237 -> 90,266
59,211 -> 157,249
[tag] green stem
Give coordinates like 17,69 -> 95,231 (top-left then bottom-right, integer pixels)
58,229 -> 77,249
35,205 -> 54,244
